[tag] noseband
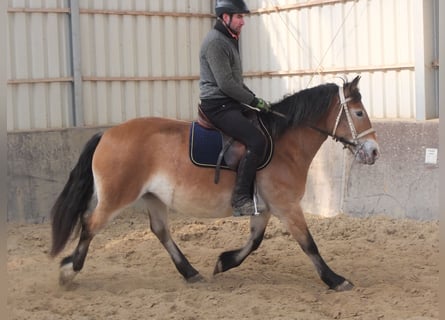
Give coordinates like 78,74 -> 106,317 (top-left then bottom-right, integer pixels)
311,86 -> 375,150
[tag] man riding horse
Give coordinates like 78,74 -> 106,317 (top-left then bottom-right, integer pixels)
199,0 -> 272,217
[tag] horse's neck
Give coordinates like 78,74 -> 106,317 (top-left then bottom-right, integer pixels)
276,126 -> 327,168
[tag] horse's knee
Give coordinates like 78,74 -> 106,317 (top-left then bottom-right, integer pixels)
301,232 -> 320,255
249,213 -> 270,251
287,223 -> 320,255
150,222 -> 169,243
283,214 -> 317,251
148,210 -> 170,243
251,228 -> 266,251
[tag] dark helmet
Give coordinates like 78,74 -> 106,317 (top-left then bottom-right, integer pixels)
215,0 -> 250,17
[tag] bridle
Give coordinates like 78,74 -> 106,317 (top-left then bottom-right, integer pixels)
310,86 -> 375,151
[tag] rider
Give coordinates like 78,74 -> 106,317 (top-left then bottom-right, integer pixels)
199,0 -> 271,217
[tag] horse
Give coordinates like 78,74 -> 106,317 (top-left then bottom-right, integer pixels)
50,75 -> 379,291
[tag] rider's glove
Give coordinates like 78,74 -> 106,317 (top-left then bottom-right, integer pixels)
254,98 -> 272,113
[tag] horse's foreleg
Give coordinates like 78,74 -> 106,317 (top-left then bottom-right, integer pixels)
304,231 -> 354,291
214,212 -> 271,275
283,207 -> 353,291
145,195 -> 203,283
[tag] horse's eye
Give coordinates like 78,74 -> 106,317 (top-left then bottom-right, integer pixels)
355,110 -> 364,117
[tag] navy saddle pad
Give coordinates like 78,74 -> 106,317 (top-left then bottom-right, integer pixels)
189,122 -> 230,169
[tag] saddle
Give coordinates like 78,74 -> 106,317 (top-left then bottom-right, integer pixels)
189,106 -> 274,184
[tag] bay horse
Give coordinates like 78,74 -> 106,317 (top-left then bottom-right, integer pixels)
50,76 -> 379,291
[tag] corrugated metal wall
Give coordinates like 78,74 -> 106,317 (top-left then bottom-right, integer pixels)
79,0 -> 213,125
7,0 -> 213,130
7,0 -> 436,131
7,0 -> 73,130
243,0 -> 416,118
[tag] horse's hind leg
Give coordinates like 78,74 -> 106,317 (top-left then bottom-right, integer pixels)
213,211 -> 271,275
145,195 -> 203,282
59,220 -> 93,286
282,206 -> 353,291
58,204 -> 116,286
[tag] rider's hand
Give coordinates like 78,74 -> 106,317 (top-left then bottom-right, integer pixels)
255,98 -> 272,113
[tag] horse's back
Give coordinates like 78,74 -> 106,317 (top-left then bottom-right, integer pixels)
99,117 -> 190,156
103,117 -> 190,139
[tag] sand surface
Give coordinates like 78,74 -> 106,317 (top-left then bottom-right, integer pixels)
7,212 -> 438,320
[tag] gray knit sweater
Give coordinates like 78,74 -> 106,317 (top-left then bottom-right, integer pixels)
199,23 -> 256,105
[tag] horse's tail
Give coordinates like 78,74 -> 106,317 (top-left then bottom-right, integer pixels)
50,132 -> 103,257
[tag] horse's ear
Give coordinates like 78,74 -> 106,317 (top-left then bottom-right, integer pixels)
350,75 -> 361,91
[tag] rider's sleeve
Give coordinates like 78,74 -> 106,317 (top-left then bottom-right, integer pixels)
204,39 -> 256,105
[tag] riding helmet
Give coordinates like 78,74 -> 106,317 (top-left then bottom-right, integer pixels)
215,0 -> 250,17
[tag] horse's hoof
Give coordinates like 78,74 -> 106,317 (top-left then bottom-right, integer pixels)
186,273 -> 206,283
213,260 -> 223,275
334,279 -> 354,292
59,262 -> 78,287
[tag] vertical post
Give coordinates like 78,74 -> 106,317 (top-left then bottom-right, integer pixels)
440,0 -> 444,115
432,0 -> 440,117
0,0 -> 8,313
413,0 -> 437,120
69,0 -> 83,126
439,0 -> 444,217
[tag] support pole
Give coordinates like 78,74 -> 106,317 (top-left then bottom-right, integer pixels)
413,0 -> 438,120
69,0 -> 83,126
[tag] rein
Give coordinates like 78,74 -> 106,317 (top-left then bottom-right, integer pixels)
309,126 -> 357,147
310,86 -> 375,149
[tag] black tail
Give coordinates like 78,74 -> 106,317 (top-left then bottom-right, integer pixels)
50,132 -> 103,257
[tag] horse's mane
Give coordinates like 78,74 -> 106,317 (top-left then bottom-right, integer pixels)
262,82 -> 339,138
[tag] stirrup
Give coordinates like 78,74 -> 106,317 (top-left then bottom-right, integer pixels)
253,183 -> 265,215
232,185 -> 264,217
233,197 -> 261,217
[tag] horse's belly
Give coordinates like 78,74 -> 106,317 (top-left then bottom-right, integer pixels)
173,185 -> 235,218
145,173 -> 234,218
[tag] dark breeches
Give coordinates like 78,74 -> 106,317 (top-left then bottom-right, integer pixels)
201,102 -> 266,157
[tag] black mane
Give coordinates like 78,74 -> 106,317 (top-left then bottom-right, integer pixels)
261,83 -> 339,139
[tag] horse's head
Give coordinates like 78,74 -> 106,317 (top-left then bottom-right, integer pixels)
324,76 -> 380,164
266,76 -> 380,164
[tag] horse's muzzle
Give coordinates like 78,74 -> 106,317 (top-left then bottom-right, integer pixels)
354,140 -> 380,165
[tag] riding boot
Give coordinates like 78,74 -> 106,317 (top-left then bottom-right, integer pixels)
231,149 -> 259,216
